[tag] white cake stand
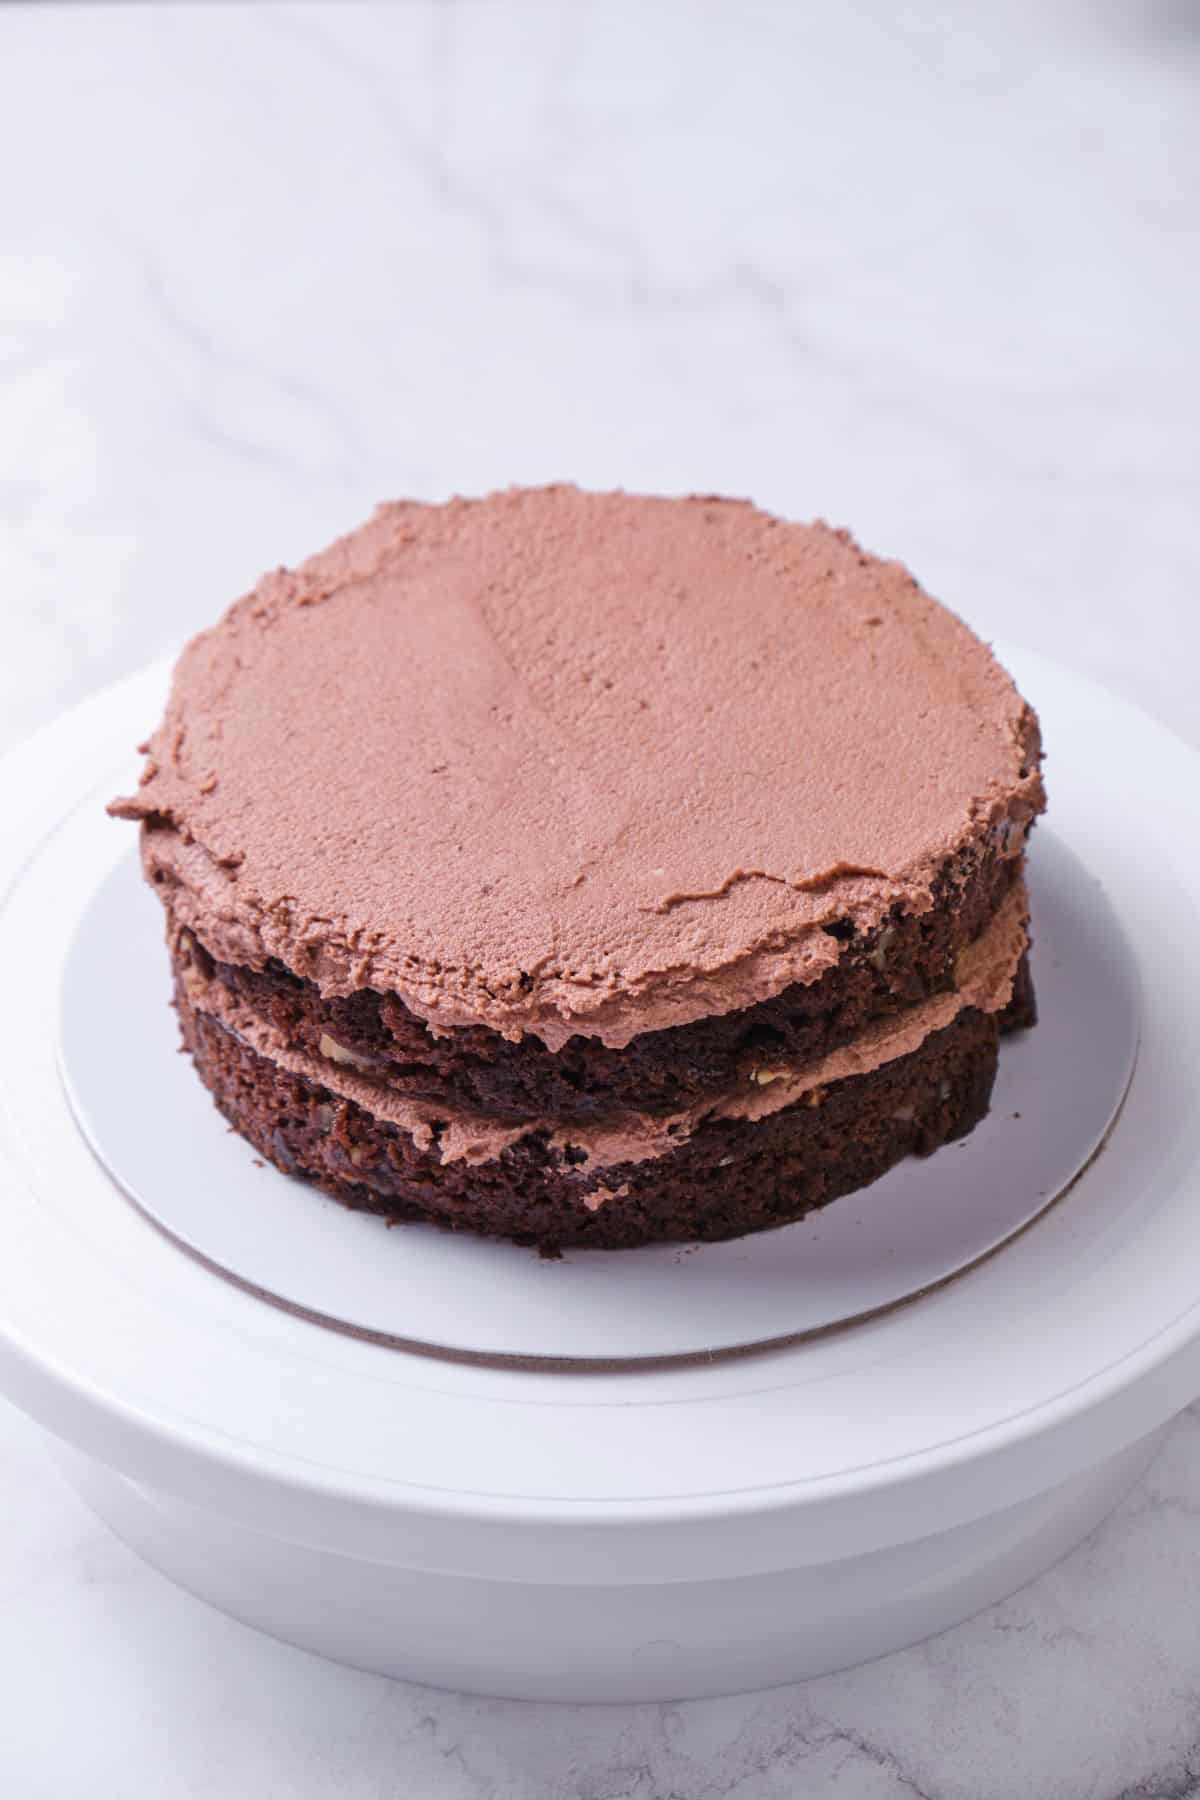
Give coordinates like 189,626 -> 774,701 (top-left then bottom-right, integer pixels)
1,648 -> 1198,1702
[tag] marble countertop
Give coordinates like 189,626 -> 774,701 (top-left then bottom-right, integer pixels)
3,4 -> 1199,1794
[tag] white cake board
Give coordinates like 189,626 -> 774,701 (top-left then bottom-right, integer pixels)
58,833 -> 1137,1365
1,645 -> 1200,1700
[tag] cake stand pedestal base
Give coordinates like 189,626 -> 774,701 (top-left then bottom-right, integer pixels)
52,1428 -> 1164,1703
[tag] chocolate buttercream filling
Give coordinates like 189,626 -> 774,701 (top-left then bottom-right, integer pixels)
172,875 -> 1028,1177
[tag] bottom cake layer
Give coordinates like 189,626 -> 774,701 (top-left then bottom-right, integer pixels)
176,962 -> 1035,1252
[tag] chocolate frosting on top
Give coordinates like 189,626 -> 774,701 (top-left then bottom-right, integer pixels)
112,486 -> 1043,1048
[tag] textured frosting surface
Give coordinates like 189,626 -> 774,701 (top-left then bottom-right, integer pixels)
113,486 -> 1043,1047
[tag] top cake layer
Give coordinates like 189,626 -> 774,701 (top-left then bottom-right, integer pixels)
112,486 -> 1043,1049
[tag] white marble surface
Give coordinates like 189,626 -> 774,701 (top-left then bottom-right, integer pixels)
2,2 -> 1199,1794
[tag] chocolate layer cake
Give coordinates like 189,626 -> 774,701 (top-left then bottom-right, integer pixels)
111,486 -> 1044,1251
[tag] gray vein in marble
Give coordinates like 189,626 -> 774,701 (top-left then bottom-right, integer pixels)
247,4 -> 1200,516
137,253 -> 362,480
